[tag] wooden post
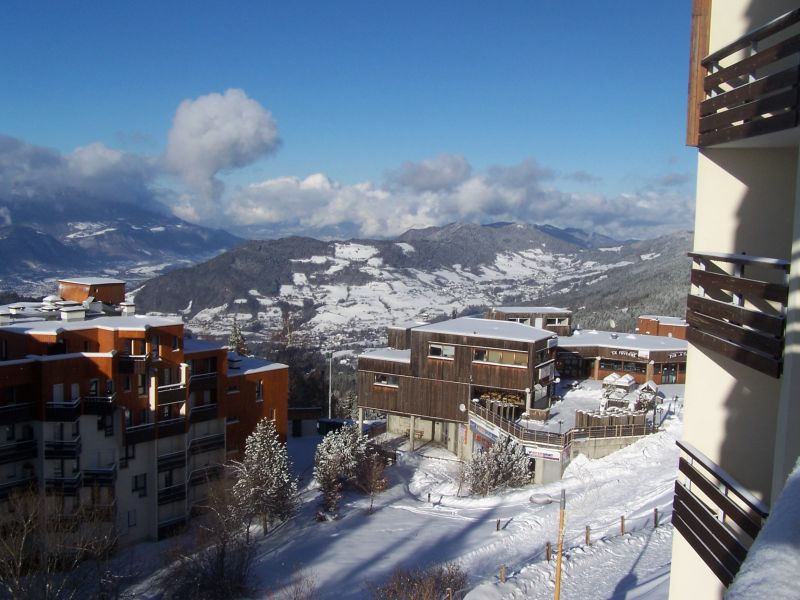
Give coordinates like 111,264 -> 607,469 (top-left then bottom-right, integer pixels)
554,490 -> 566,600
621,515 -> 625,535
496,518 -> 500,531
654,507 -> 659,528
546,541 -> 551,562
585,525 -> 591,546
446,588 -> 452,600
499,564 -> 506,583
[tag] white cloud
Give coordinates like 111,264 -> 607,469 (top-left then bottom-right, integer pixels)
0,206 -> 10,225
386,153 -> 471,192
164,88 -> 280,217
225,156 -> 694,240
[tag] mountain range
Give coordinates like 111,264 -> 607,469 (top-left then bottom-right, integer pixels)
132,222 -> 692,348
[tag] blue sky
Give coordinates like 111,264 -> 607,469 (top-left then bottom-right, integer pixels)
0,1 -> 695,240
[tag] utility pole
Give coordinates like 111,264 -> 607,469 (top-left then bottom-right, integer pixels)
554,489 -> 566,600
326,351 -> 333,419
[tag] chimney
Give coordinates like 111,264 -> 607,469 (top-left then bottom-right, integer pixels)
120,302 -> 136,316
60,306 -> 86,322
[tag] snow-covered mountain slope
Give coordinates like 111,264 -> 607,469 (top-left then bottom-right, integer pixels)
133,223 -> 691,347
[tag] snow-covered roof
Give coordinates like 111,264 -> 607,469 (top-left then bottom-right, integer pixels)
183,338 -> 224,354
638,315 -> 687,326
388,320 -> 430,330
603,373 -> 620,384
491,306 -> 571,314
226,352 -> 287,375
59,277 -> 125,285
413,317 -> 555,343
0,314 -> 183,335
359,348 -> 411,363
560,330 -> 687,352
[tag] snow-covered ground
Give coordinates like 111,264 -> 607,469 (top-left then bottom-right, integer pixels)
245,390 -> 682,598
122,384 -> 683,598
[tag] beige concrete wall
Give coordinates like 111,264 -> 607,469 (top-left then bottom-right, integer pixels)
569,435 -> 648,461
669,534 -> 726,600
708,1 -> 798,58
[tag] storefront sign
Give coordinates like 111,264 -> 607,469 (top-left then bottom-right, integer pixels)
526,447 -> 562,462
611,350 -> 639,358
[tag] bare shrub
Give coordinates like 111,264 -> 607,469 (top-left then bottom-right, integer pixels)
369,562 -> 468,600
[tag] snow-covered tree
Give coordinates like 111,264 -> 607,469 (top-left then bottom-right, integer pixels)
228,319 -> 249,356
465,435 -> 531,496
356,451 -> 388,514
313,424 -> 368,514
231,418 -> 298,535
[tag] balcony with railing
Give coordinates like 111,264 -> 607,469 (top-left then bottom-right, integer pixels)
157,382 -> 187,406
686,252 -> 789,378
44,399 -> 81,421
118,353 -> 150,374
125,422 -> 156,445
0,402 -> 36,424
188,432 -> 225,455
44,436 -> 82,460
188,464 -> 223,486
0,475 -> 36,499
45,472 -> 82,495
673,441 -> 769,588
158,483 -> 187,505
0,439 -> 37,464
189,371 -> 218,392
157,417 -> 186,438
158,449 -> 186,472
83,393 -> 117,416
688,7 -> 800,147
83,463 -> 117,487
189,402 -> 219,423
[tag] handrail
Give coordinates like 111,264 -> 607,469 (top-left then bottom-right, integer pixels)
703,8 -> 800,66
189,371 -> 217,381
83,393 -> 117,402
676,440 -> 769,517
688,251 -> 790,271
158,382 -> 186,392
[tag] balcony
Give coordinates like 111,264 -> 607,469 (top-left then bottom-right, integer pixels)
188,432 -> 225,455
0,476 -> 36,500
157,417 -> 186,439
83,464 -> 117,487
45,472 -> 82,496
125,422 -> 156,445
0,439 -> 37,465
44,437 -> 82,460
158,383 -> 187,406
189,371 -> 217,392
157,514 -> 187,540
189,402 -> 219,423
158,483 -> 187,505
0,402 -> 36,424
83,393 -> 116,416
673,441 -> 769,588
188,464 -> 223,486
688,8 -> 800,147
158,449 -> 186,472
44,399 -> 81,422
119,353 -> 150,374
686,252 -> 789,378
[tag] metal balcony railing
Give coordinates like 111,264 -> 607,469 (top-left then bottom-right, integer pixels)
83,463 -> 117,487
83,393 -> 117,416
0,439 -> 37,465
45,472 -> 83,495
0,475 -> 36,499
0,402 -> 36,424
188,432 -> 225,455
687,252 -> 789,378
689,8 -> 800,146
158,483 -> 187,505
673,441 -> 769,587
189,402 -> 219,423
44,436 -> 82,459
157,449 -> 186,472
44,399 -> 81,421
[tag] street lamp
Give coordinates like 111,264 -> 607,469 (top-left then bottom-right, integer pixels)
325,351 -> 333,419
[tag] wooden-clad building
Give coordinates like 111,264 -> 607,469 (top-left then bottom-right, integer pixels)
636,315 -> 688,340
357,317 -> 558,457
484,306 -> 573,337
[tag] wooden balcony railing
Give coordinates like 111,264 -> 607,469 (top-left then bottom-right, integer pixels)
673,441 -> 769,587
0,439 -> 37,465
689,7 -> 800,146
189,402 -> 219,423
0,402 -> 36,424
687,252 -> 789,378
83,393 -> 116,416
125,422 -> 156,445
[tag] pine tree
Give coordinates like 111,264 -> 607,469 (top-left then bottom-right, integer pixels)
231,418 -> 298,536
228,319 -> 250,356
465,435 -> 531,496
313,424 -> 368,514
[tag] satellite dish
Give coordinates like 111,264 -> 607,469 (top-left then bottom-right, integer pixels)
459,403 -> 466,413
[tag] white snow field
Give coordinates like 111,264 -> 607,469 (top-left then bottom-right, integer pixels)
242,392 -> 683,599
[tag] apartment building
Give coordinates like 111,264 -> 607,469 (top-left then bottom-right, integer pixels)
0,278 -> 288,544
671,2 -> 800,597
635,315 -> 688,340
358,317 -> 558,456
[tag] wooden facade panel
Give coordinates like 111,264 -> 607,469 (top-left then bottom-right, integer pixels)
358,357 -> 411,377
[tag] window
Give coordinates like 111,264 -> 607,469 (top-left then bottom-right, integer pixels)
4,424 -> 14,442
623,361 -> 646,374
127,509 -> 136,528
538,362 -> 555,381
150,335 -> 160,359
132,473 -> 147,497
375,374 -> 399,387
546,317 -> 569,327
506,317 -> 531,325
473,348 -> 527,367
256,379 -> 263,401
89,379 -> 98,396
172,335 -> 180,351
52,383 -> 64,403
161,405 -> 171,419
137,374 -> 147,395
163,470 -> 173,488
599,360 -> 623,372
428,344 -> 455,359
123,376 -> 131,392
70,382 -> 80,401
124,409 -> 132,428
121,444 -> 135,469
